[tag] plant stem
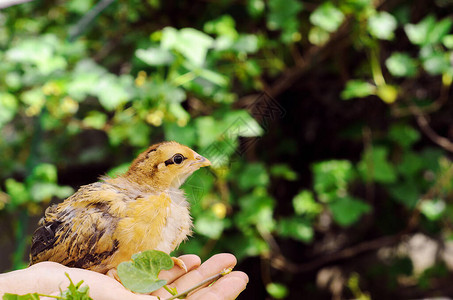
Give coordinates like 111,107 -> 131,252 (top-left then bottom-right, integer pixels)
163,285 -> 177,296
165,268 -> 232,300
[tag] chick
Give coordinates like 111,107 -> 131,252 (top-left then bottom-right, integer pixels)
29,141 -> 211,274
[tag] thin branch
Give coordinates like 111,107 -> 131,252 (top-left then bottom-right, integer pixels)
165,268 -> 232,300
405,97 -> 453,153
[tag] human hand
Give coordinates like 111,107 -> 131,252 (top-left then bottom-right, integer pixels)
0,253 -> 247,300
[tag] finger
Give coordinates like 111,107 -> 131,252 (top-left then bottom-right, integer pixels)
159,255 -> 201,283
188,271 -> 249,300
153,253 -> 237,299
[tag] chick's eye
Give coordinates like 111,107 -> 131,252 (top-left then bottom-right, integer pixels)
173,154 -> 184,164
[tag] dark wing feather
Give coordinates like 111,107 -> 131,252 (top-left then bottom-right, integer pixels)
29,184 -> 123,273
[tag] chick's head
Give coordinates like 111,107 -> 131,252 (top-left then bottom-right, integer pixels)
125,141 -> 211,190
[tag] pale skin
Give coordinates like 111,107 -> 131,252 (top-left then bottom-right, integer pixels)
0,253 -> 248,300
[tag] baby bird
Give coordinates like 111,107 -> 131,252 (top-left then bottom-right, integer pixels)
29,141 -> 211,274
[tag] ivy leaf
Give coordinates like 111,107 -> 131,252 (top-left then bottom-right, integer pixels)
313,160 -> 355,202
292,190 -> 322,216
267,0 -> 303,42
238,163 -> 269,190
420,199 -> 446,221
388,124 -> 421,148
388,178 -> 419,208
367,11 -> 397,40
358,146 -> 397,183
427,17 -> 453,44
136,47 -> 174,66
404,15 -> 435,46
329,196 -> 371,226
385,52 -> 418,77
341,80 -> 376,100
117,250 -> 174,294
162,27 -> 214,66
310,2 -> 345,33
277,217 -> 314,242
422,52 -> 449,75
270,164 -> 298,181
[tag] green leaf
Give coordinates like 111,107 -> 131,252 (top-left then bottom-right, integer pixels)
83,111 -> 107,130
31,163 -> 58,183
267,0 -> 302,42
60,273 -> 93,299
266,283 -> 289,299
388,179 -> 419,208
67,0 -> 94,14
267,0 -> 302,30
5,179 -> 29,206
388,124 -> 421,148
232,34 -> 259,53
236,194 -> 275,231
313,160 -> 354,202
277,217 -> 314,242
422,52 -> 449,75
2,293 -> 40,300
404,15 -> 435,45
329,196 -> 371,226
238,163 -> 269,190
194,213 -> 225,238
0,93 -> 18,127
270,164 -> 298,181
204,15 -> 238,39
420,199 -> 445,221
367,11 -> 397,40
427,18 -> 453,44
247,0 -> 265,18
222,110 -> 264,138
292,190 -> 322,216
164,122 -> 197,147
443,34 -> 453,49
341,80 -> 376,99
118,250 -> 174,294
96,74 -> 133,111
310,2 -> 345,33
195,116 -> 223,147
385,52 -> 418,77
397,151 -> 424,177
162,27 -> 214,66
358,146 -> 397,183
136,47 -> 174,66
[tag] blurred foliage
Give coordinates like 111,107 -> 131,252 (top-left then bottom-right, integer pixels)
0,0 -> 452,298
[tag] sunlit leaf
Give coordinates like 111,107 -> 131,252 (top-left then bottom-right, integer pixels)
162,27 -> 214,66
292,190 -> 322,216
404,15 -> 435,45
421,199 -> 446,220
385,52 -> 418,77
341,80 -> 376,99
310,2 -> 344,33
266,282 -> 289,299
136,47 -> 174,66
367,11 -> 397,40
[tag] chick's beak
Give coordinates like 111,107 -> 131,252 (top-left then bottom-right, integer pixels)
194,154 -> 211,167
